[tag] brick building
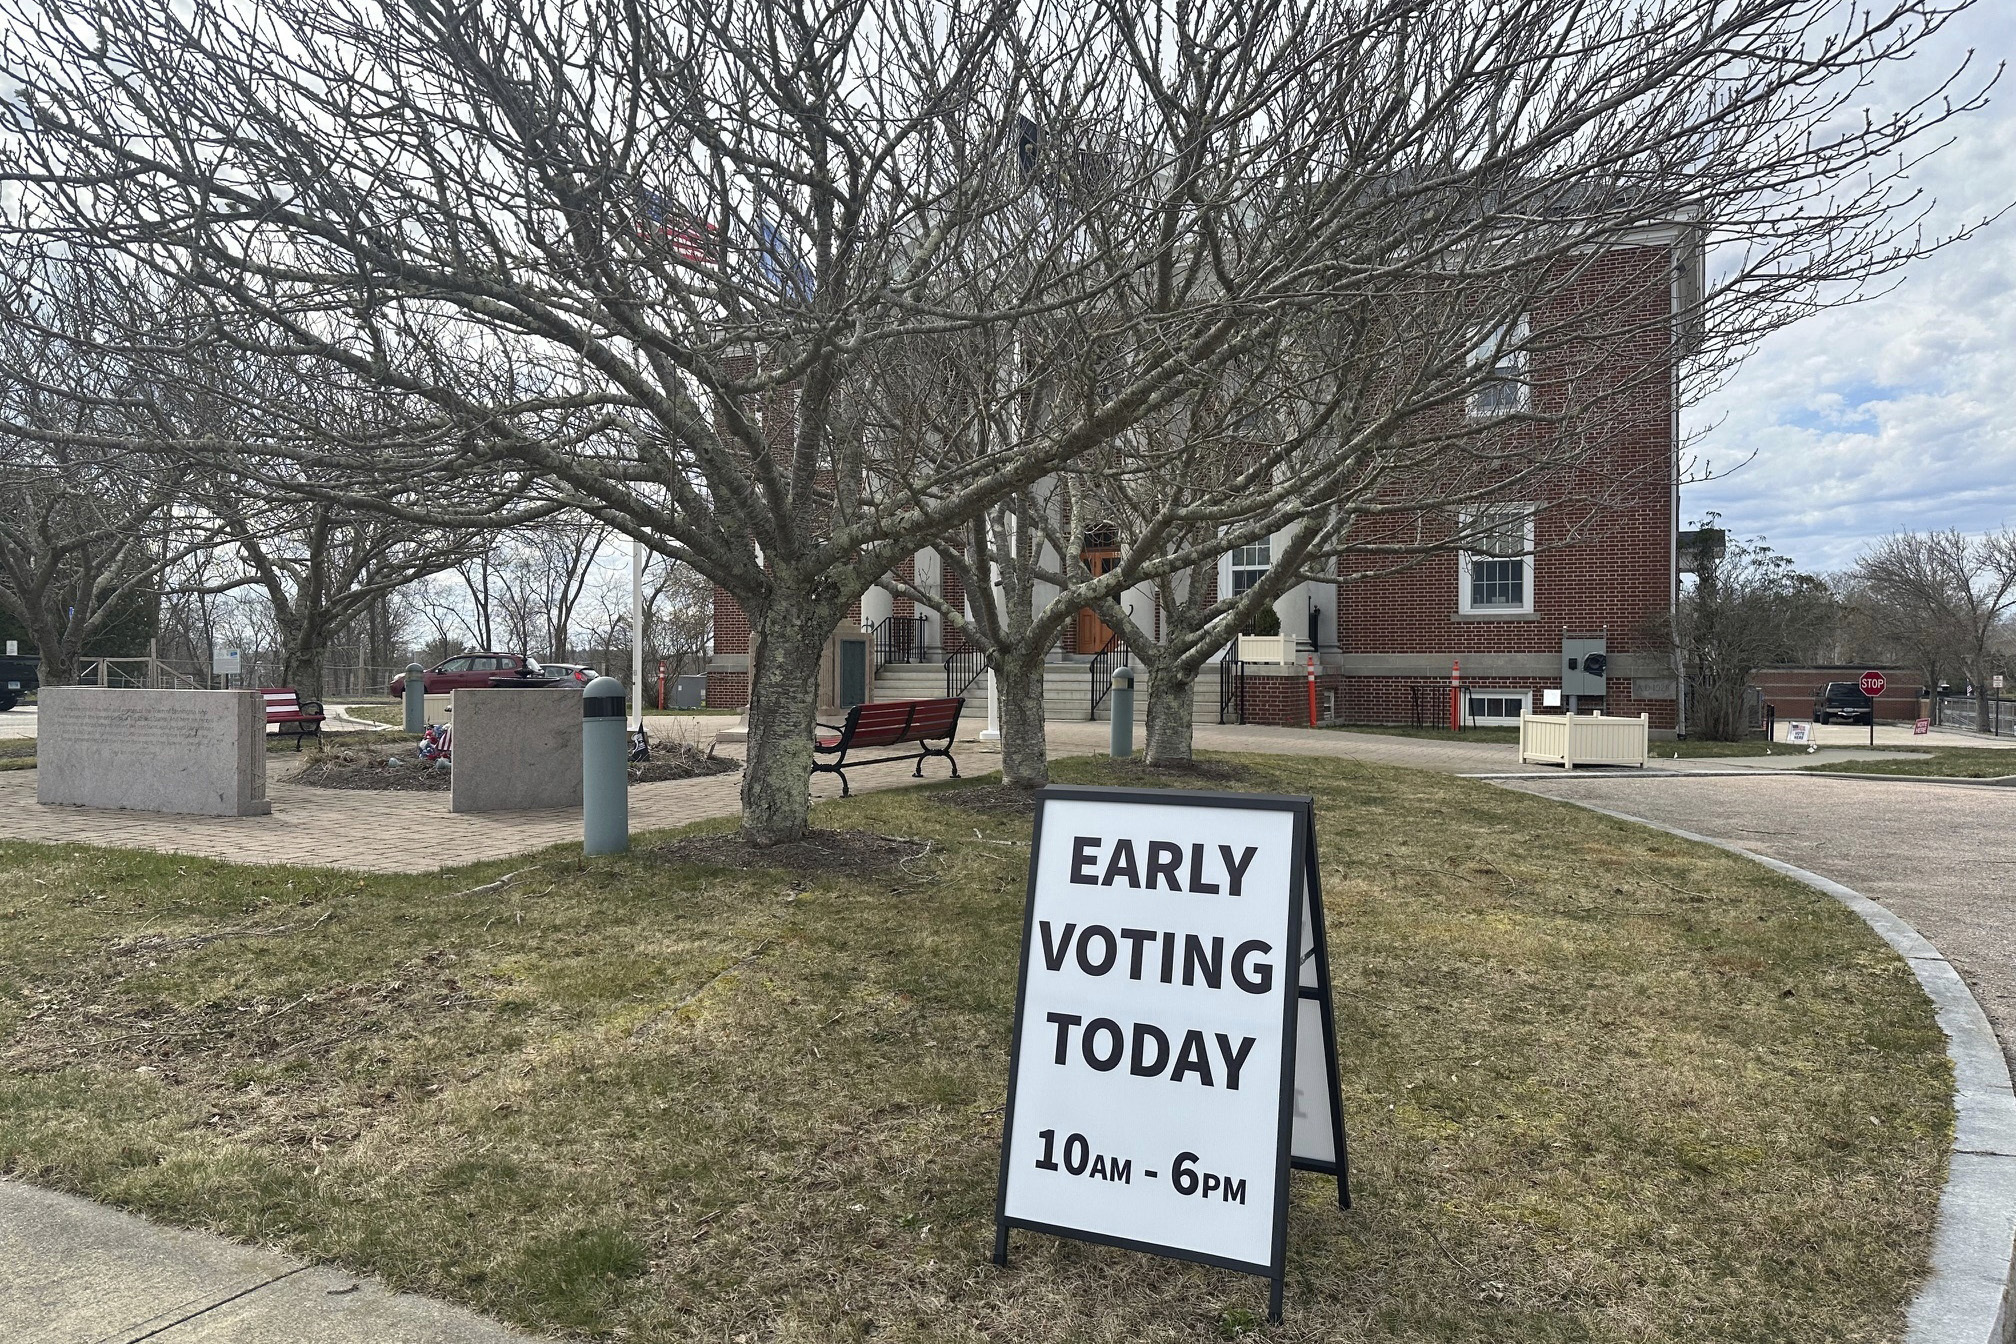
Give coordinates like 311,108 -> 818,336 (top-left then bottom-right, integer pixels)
709,229 -> 1699,734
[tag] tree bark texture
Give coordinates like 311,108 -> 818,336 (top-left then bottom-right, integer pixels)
996,657 -> 1049,788
739,600 -> 834,846
1143,661 -> 1197,768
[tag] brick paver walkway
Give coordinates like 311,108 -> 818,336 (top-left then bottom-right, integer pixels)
12,710 -> 1994,875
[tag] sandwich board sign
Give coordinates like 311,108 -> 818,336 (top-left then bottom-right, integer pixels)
993,785 -> 1347,1321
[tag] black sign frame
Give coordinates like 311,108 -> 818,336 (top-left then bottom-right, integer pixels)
991,783 -> 1348,1322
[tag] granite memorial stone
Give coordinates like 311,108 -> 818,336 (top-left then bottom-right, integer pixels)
449,688 -> 583,813
38,688 -> 271,816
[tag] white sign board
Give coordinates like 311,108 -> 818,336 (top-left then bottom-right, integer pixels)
212,649 -> 242,676
1785,721 -> 1811,744
1542,687 -> 1562,708
995,786 -> 1345,1321
4,640 -> 16,657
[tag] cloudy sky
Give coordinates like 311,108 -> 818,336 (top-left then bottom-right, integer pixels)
1683,6 -> 2014,574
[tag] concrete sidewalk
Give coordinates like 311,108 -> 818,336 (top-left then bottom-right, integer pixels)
1,1179 -> 534,1343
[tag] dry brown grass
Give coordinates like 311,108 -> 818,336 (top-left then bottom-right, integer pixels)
0,754 -> 1949,1342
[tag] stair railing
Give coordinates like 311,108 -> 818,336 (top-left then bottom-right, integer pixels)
1088,634 -> 1130,721
944,648 -> 987,699
1218,639 -> 1245,724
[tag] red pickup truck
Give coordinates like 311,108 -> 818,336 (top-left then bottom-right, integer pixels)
389,653 -> 552,698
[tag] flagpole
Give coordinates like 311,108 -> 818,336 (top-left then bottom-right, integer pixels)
631,539 -> 645,730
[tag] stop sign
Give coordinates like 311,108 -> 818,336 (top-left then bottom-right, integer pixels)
1860,670 -> 1887,698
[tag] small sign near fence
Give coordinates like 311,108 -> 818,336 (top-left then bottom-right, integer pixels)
1914,717 -> 1931,736
994,785 -> 1347,1322
1786,721 -> 1812,745
212,650 -> 242,676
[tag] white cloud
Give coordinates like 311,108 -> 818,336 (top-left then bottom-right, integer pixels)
1684,7 -> 2016,573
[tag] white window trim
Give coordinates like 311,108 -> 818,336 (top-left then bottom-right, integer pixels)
1457,506 -> 1536,616
1464,689 -> 1531,726
1466,315 -> 1531,419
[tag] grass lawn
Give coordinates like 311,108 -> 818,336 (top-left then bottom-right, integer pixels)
0,738 -> 33,771
337,703 -> 405,727
1806,746 -> 2016,779
0,756 -> 1948,1342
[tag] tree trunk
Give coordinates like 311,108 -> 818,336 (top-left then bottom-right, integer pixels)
1143,659 -> 1196,767
35,625 -> 80,689
997,657 -> 1049,788
740,599 -> 833,846
281,621 -> 328,700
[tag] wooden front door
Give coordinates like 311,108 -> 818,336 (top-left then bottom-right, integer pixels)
1075,549 -> 1121,652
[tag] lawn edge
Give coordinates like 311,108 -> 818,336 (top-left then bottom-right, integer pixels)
1527,793 -> 2016,1344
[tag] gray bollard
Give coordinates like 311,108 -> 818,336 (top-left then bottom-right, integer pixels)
582,675 -> 629,855
1110,665 -> 1134,758
402,663 -> 426,734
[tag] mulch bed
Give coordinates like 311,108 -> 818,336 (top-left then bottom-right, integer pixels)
629,741 -> 740,783
653,829 -> 932,877
295,739 -> 738,793
295,742 -> 452,792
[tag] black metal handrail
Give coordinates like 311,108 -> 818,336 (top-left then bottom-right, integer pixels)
871,613 -> 931,666
945,647 -> 987,699
1088,634 -> 1130,721
1219,654 -> 1245,725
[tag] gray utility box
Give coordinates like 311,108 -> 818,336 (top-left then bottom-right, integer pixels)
1561,636 -> 1609,699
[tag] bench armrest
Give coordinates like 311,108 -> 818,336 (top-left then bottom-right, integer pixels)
815,720 -> 847,734
298,700 -> 325,716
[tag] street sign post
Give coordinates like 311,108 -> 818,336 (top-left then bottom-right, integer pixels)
1860,671 -> 1885,746
994,785 -> 1347,1323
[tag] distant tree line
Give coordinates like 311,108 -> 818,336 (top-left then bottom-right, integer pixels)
1676,522 -> 2016,740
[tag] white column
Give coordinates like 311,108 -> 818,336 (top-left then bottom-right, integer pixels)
980,669 -> 1001,742
630,538 -> 645,729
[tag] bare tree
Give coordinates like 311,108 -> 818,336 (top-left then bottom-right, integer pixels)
1672,526 -> 1836,740
1854,530 -> 2016,726
0,0 -> 1993,831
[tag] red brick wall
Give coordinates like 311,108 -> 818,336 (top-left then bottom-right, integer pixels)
714,585 -> 749,655
706,669 -> 748,710
1336,243 -> 1677,722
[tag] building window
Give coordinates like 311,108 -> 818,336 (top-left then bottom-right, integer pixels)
1465,690 -> 1530,726
1458,506 -> 1534,616
1228,538 -> 1271,595
1467,315 -> 1530,418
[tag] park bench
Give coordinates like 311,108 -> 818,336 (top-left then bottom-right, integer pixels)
813,696 -> 964,797
260,687 -> 326,750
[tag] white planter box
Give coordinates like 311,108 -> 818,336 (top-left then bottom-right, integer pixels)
1233,635 -> 1291,664
1519,712 -> 1649,769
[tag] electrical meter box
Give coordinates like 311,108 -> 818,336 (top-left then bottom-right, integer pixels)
1561,636 -> 1608,699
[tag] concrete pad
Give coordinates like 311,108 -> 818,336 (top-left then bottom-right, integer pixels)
0,1179 -> 535,1344
150,1263 -> 534,1342
0,703 -> 36,739
37,688 -> 269,817
0,1178 -> 296,1343
449,688 -> 582,814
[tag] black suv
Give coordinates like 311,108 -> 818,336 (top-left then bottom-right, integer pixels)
1812,682 -> 1873,725
0,655 -> 36,712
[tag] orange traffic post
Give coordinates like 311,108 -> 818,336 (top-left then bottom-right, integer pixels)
1306,655 -> 1318,727
1449,659 -> 1461,732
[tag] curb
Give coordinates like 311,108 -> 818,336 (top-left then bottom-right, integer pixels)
1531,796 -> 2016,1344
329,705 -> 394,732
1462,767 -> 2016,788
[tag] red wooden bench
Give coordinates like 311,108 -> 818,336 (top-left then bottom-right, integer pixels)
813,696 -> 964,797
260,687 -> 326,750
